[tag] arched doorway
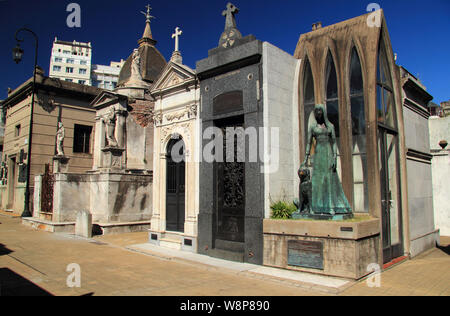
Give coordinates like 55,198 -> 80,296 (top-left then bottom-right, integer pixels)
166,137 -> 185,233
377,37 -> 403,263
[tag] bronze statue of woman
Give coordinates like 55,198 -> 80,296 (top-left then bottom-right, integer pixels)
301,104 -> 352,216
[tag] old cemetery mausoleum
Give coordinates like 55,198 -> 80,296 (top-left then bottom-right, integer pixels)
20,4 -> 440,279
0,68 -> 102,216
263,10 -> 438,279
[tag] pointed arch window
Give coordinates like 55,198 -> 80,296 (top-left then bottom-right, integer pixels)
325,52 -> 342,178
350,47 -> 368,212
303,57 -> 315,141
325,53 -> 340,140
377,38 -> 396,128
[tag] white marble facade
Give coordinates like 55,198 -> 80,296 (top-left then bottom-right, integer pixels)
149,60 -> 200,250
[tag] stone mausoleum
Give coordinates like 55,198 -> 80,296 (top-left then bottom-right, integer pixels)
27,4 -> 440,280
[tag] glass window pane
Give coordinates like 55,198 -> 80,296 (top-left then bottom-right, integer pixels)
351,95 -> 365,137
350,48 -> 363,93
352,153 -> 368,213
303,57 -> 315,145
386,134 -> 400,245
304,58 -> 314,104
326,55 -> 338,99
304,103 -> 315,139
377,85 -> 384,123
384,89 -> 396,128
327,100 -> 340,139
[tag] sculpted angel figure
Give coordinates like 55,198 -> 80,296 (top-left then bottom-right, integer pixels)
103,108 -> 118,148
131,49 -> 142,81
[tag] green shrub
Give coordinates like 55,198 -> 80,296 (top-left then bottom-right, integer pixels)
270,201 -> 297,219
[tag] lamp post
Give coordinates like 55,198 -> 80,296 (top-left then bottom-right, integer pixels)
12,28 -> 38,218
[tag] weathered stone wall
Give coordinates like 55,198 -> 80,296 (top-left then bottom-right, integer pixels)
261,42 -> 300,218
430,152 -> 450,236
53,173 -> 91,222
429,116 -> 450,237
49,172 -> 152,225
89,173 -> 152,223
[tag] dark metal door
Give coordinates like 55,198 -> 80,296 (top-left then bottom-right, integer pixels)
41,164 -> 54,213
215,123 -> 245,243
166,138 -> 185,232
378,127 -> 403,263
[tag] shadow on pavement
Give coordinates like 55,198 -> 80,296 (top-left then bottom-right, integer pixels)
437,244 -> 450,255
0,244 -> 12,256
0,268 -> 53,296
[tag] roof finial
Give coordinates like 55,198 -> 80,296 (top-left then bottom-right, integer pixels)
141,4 -> 154,23
138,4 -> 157,46
222,2 -> 239,30
218,2 -> 242,48
172,27 -> 182,52
170,27 -> 183,64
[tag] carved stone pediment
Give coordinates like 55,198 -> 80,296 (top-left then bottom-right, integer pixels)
91,90 -> 128,111
151,62 -> 196,93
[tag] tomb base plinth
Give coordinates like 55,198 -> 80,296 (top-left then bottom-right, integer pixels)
101,147 -> 125,171
263,217 -> 380,280
53,155 -> 70,173
292,211 -> 353,221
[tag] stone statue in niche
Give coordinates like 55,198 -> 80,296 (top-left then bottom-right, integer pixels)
102,108 -> 118,148
56,121 -> 65,156
294,104 -> 352,220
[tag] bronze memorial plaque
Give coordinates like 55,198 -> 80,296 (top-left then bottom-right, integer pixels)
287,240 -> 324,270
213,90 -> 243,115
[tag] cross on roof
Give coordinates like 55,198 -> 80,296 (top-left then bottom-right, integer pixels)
171,27 -> 183,52
222,2 -> 239,30
141,4 -> 154,22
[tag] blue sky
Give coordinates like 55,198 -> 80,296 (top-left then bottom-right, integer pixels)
0,0 -> 449,103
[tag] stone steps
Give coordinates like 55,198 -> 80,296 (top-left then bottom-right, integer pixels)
159,234 -> 183,250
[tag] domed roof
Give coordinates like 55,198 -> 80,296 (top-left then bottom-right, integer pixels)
118,44 -> 166,87
117,6 -> 167,87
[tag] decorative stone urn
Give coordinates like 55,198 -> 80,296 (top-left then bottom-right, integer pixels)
439,140 -> 448,150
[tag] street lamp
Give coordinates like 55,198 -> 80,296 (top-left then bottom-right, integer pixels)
12,28 -> 38,218
12,43 -> 24,64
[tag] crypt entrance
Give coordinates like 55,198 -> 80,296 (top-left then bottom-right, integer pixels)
148,49 -> 200,252
165,137 -> 186,233
214,117 -> 246,247
288,14 -> 410,276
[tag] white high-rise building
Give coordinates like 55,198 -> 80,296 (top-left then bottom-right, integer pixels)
49,38 -> 124,90
49,38 -> 92,85
91,60 -> 125,90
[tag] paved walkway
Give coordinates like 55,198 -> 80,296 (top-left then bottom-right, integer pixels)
0,216 -> 449,296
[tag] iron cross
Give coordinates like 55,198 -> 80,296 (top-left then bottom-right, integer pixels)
141,4 -> 154,22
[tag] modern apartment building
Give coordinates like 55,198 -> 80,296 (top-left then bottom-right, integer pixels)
49,38 -> 92,85
91,60 -> 125,90
49,38 -> 124,90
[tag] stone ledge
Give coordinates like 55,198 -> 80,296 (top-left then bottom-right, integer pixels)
95,221 -> 151,235
263,218 -> 380,240
96,220 -> 151,227
22,217 -> 75,233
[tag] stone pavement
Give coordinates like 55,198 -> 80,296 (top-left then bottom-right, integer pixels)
0,215 -> 449,296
